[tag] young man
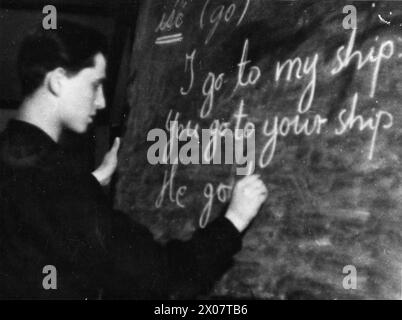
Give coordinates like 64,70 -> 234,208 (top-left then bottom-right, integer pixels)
0,20 -> 267,299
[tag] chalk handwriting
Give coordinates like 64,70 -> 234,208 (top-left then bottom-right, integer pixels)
201,71 -> 225,118
180,49 -> 196,95
200,0 -> 250,44
259,113 -> 328,168
150,8 -> 399,230
233,99 -> 255,140
200,182 -> 233,228
165,110 -> 200,138
335,93 -> 393,160
331,28 -> 394,98
275,53 -> 319,113
155,0 -> 186,33
155,0 -> 187,45
155,164 -> 187,209
155,33 -> 183,45
235,39 -> 262,91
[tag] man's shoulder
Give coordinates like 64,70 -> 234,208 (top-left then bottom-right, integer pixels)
0,122 -> 60,171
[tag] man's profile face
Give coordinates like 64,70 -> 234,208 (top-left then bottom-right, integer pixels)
59,53 -> 107,133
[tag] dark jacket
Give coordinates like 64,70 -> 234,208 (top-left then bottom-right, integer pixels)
0,120 -> 241,299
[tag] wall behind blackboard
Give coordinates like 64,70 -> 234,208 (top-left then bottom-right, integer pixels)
115,0 -> 402,299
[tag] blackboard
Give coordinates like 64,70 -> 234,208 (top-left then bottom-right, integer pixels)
115,0 -> 402,299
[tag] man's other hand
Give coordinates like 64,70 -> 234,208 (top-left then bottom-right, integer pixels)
225,174 -> 268,232
92,137 -> 120,186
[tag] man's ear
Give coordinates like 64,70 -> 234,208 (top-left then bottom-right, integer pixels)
45,67 -> 67,96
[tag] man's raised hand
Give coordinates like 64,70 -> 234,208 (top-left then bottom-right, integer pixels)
92,137 -> 120,186
225,174 -> 268,232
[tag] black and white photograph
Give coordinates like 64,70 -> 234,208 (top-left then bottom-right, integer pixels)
1,0 -> 402,304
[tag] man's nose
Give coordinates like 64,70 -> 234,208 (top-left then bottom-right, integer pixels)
95,87 -> 106,110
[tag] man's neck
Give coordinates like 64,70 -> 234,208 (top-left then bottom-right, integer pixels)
17,92 -> 62,142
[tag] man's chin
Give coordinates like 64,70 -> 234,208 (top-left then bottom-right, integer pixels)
65,124 -> 89,135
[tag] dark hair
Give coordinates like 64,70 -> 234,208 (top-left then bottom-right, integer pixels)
17,20 -> 108,97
